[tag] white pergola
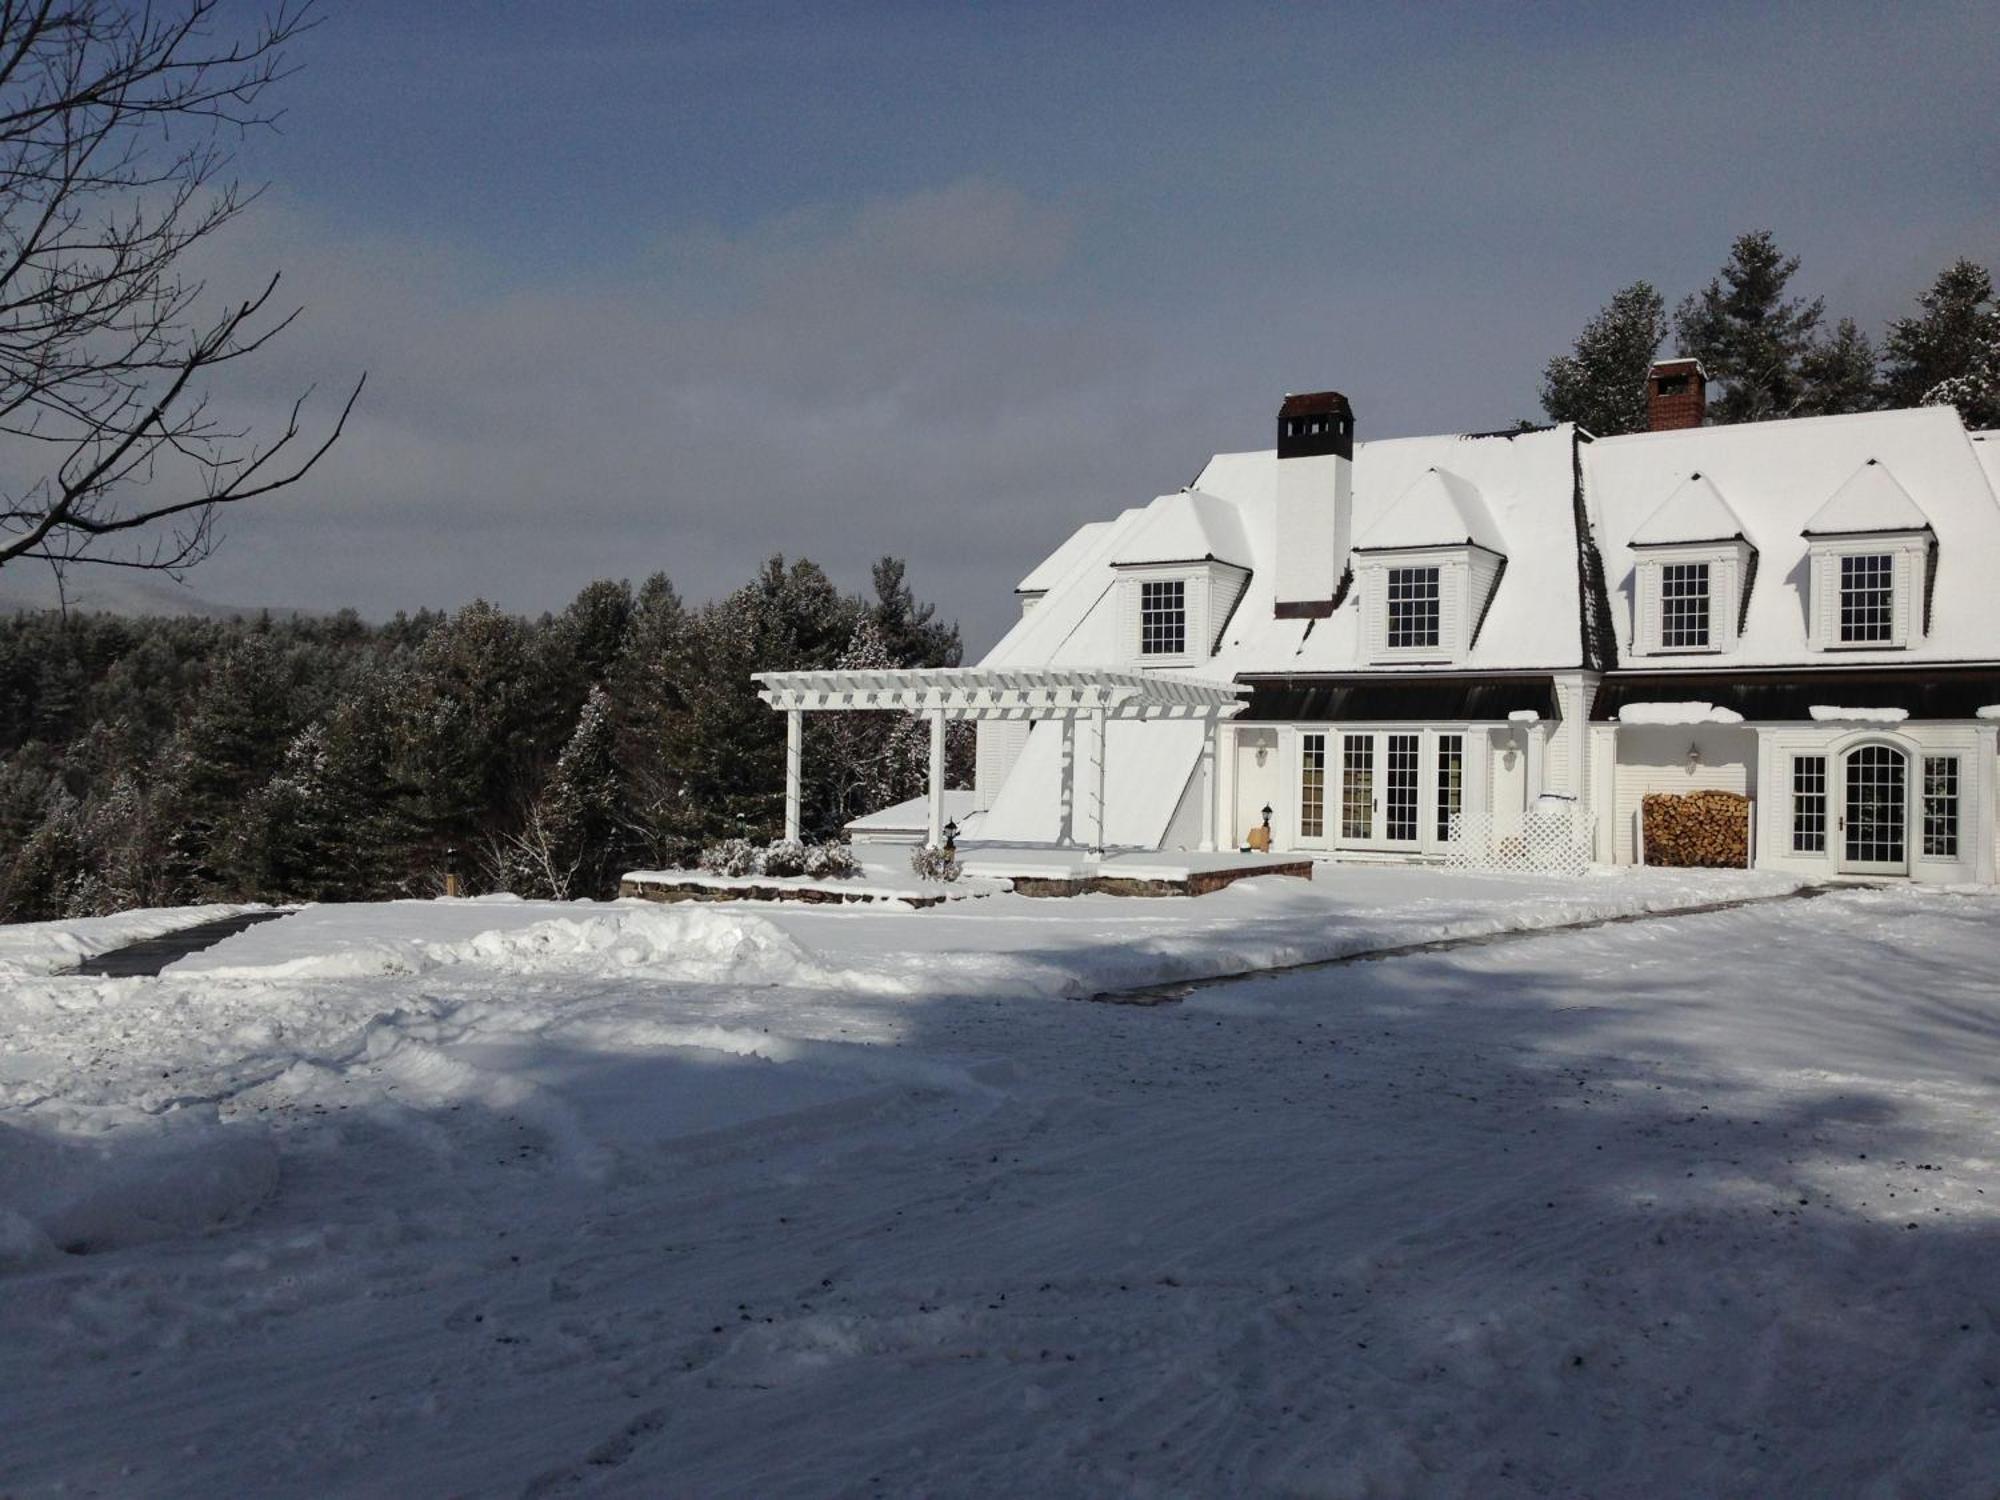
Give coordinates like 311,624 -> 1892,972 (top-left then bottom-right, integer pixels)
753,666 -> 1248,853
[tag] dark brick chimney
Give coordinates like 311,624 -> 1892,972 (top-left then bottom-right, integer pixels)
1647,358 -> 1706,432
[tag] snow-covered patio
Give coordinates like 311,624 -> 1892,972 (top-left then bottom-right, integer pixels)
4,867 -> 1999,1494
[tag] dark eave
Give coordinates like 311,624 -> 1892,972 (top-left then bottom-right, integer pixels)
1237,672 -> 1558,723
1594,665 -> 2000,722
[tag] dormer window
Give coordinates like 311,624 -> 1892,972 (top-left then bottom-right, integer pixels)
1659,562 -> 1711,649
1386,566 -> 1441,649
1627,473 -> 1753,657
1838,554 -> 1894,643
1139,579 -> 1186,656
1802,460 -> 1934,652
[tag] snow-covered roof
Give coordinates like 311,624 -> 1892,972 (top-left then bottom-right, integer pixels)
1587,406 -> 2000,670
1016,520 -> 1112,594
1107,488 -> 1252,569
1354,467 -> 1505,553
1801,458 -> 1933,536
984,400 -> 2000,688
1630,471 -> 1752,547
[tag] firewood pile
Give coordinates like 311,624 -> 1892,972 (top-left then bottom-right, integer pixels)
1642,790 -> 1750,868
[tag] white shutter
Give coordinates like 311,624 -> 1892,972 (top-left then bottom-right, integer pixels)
1635,562 -> 1657,655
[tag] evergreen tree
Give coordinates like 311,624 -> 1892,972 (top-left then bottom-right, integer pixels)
1540,282 -> 1668,435
1796,318 -> 1880,417
1921,327 -> 2000,429
1882,259 -> 2000,419
505,686 -> 622,898
871,557 -> 963,667
1675,231 -> 1825,424
0,789 -> 88,920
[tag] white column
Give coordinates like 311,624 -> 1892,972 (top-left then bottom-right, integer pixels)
1978,725 -> 1999,885
1088,705 -> 1107,854
1199,712 -> 1218,852
927,709 -> 946,847
784,708 -> 802,843
1057,716 -> 1075,847
1523,722 -> 1545,807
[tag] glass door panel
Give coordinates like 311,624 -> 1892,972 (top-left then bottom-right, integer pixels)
1384,733 -> 1421,843
1340,733 -> 1375,842
1841,745 -> 1907,874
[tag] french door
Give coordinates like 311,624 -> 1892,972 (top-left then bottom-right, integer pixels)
1839,744 -> 1909,875
1335,731 -> 1423,849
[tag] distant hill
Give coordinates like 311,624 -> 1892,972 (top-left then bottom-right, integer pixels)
0,569 -> 312,620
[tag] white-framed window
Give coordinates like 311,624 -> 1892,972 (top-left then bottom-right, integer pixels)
1630,542 -> 1749,658
1922,755 -> 1959,858
1299,732 -> 1326,840
1138,579 -> 1186,656
1806,535 -> 1925,651
1386,566 -> 1441,649
1791,754 -> 1827,854
1436,733 -> 1463,842
1839,553 -> 1895,644
1659,562 -> 1711,649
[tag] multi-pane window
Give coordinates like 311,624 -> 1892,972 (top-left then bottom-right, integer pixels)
1436,733 -> 1464,843
1139,579 -> 1186,656
1299,733 -> 1326,840
1384,734 -> 1420,841
1386,566 -> 1441,649
1341,735 -> 1374,841
1659,562 -> 1711,649
1844,745 -> 1906,866
1923,755 -> 1959,858
1791,755 -> 1827,854
1839,554 -> 1894,643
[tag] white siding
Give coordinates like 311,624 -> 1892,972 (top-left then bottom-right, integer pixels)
973,720 -> 1030,812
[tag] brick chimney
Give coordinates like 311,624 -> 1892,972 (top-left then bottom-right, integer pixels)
1273,391 -> 1354,619
1647,358 -> 1707,432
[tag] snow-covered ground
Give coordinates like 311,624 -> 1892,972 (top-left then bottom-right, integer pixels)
3,868 -> 1997,1495
0,903 -> 263,980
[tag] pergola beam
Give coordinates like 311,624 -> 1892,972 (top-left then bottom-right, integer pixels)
751,666 -> 1248,851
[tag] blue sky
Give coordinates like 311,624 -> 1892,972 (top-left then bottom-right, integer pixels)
165,1 -> 2000,647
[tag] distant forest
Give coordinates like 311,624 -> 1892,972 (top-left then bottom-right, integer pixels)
0,558 -> 970,921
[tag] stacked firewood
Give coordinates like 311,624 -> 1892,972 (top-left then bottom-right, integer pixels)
1642,790 -> 1750,868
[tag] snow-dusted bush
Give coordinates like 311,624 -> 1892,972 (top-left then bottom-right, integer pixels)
761,838 -> 808,878
698,837 -> 761,878
908,843 -> 961,883
804,841 -> 860,880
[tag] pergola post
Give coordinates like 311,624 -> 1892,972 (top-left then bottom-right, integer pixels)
1057,716 -> 1076,847
926,708 -> 946,847
784,708 -> 803,843
1088,704 -> 1107,855
1199,711 -> 1218,852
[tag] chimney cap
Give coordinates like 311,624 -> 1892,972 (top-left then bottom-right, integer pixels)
1648,356 -> 1708,379
1278,390 -> 1354,419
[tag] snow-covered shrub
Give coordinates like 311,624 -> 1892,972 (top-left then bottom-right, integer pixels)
908,843 -> 961,883
804,840 -> 860,880
761,838 -> 808,878
698,837 -> 762,878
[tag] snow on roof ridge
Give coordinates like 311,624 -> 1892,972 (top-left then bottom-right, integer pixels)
1107,486 -> 1252,569
1630,470 -> 1752,547
1801,458 -> 1933,536
1592,404 -> 1956,447
1616,701 -> 1745,725
1808,705 -> 1910,723
1355,465 -> 1506,553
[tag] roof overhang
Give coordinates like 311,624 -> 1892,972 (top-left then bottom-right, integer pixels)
753,666 -> 1247,721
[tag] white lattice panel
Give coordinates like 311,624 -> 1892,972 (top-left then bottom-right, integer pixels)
1444,805 -> 1591,877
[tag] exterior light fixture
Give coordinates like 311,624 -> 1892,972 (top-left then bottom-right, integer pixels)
1685,742 -> 1703,773
943,818 -> 959,852
1261,803 -> 1273,828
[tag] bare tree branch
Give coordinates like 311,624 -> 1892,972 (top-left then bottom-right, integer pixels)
0,0 -> 357,579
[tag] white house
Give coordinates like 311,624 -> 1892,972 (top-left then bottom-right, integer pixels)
967,366 -> 2000,883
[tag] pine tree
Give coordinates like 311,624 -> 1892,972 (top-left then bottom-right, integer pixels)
1882,259 -> 2000,419
1540,282 -> 1668,435
1796,318 -> 1879,417
505,685 -> 623,898
871,557 -> 963,667
1675,231 -> 1825,424
1922,327 -> 2000,429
